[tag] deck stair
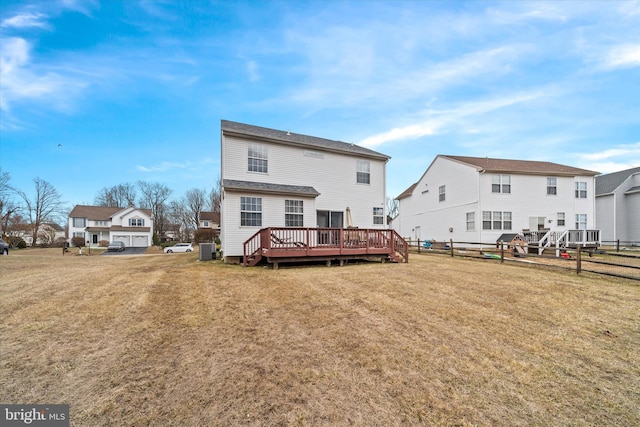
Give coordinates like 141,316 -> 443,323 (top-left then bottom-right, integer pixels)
523,229 -> 601,256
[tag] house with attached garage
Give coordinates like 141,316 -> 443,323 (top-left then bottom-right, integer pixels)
68,205 -> 154,248
394,155 -> 601,255
595,166 -> 640,245
220,120 -> 408,266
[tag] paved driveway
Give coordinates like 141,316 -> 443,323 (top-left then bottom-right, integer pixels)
102,247 -> 148,256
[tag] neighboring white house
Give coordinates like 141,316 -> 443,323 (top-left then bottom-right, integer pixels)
220,120 -> 390,263
394,155 -> 600,245
7,222 -> 66,247
595,166 -> 640,245
68,205 -> 154,247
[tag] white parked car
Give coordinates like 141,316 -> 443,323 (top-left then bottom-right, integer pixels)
164,243 -> 194,253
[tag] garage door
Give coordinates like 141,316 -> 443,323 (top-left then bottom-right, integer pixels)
131,236 -> 148,247
113,235 -> 130,246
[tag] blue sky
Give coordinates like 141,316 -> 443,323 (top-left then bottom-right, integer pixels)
1,0 -> 639,210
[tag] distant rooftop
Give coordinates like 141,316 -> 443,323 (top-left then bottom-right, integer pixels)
595,166 -> 640,195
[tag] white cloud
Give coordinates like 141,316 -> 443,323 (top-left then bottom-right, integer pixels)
137,158 -> 214,173
1,12 -> 50,29
577,142 -> 640,162
359,91 -> 547,148
246,60 -> 260,82
0,37 -> 87,112
574,142 -> 640,173
599,44 -> 640,70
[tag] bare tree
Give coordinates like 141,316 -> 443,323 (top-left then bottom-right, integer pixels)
95,183 -> 137,207
0,168 -> 19,235
185,188 -> 207,230
386,197 -> 399,224
167,200 -> 192,242
137,181 -> 172,240
16,178 -> 65,245
208,176 -> 222,213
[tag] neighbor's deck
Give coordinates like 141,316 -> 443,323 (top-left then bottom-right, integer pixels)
243,227 -> 409,268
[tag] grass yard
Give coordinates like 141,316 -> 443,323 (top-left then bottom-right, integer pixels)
1,249 -> 639,426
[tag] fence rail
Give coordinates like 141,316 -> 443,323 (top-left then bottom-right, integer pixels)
405,239 -> 640,281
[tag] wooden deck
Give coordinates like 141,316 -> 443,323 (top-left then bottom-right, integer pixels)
243,227 -> 409,268
523,229 -> 601,256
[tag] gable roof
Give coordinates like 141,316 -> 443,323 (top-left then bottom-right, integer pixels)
223,179 -> 320,197
443,155 -> 599,176
595,166 -> 640,195
221,120 -> 390,161
396,182 -> 418,200
69,205 -> 152,220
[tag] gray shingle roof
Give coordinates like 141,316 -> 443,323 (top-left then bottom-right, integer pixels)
443,155 -> 599,176
221,120 -> 390,161
595,167 -> 640,195
68,205 -> 152,220
223,179 -> 320,197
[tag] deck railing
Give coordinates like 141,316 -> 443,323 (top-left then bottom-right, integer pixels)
523,229 -> 601,255
243,227 -> 408,266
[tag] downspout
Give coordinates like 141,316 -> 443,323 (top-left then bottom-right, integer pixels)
478,169 -> 485,242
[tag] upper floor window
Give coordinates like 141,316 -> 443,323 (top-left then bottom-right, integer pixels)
492,175 -> 511,194
439,185 -> 446,202
357,160 -> 370,184
94,220 -> 109,226
482,211 -> 512,230
575,182 -> 587,199
248,143 -> 268,173
203,221 -> 210,227
285,200 -> 304,227
72,217 -> 86,227
575,214 -> 587,229
373,207 -> 384,225
241,196 -> 262,227
557,212 -> 565,226
466,212 -> 475,231
547,177 -> 557,195
129,218 -> 144,226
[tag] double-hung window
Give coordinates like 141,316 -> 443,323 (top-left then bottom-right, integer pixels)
285,200 -> 304,227
557,212 -> 565,226
73,217 -> 86,227
129,218 -> 144,226
248,144 -> 268,173
466,212 -> 475,231
439,185 -> 446,202
547,177 -> 557,195
492,175 -> 511,193
482,211 -> 512,230
575,182 -> 587,198
357,160 -> 370,184
373,207 -> 384,225
241,197 -> 262,227
575,214 -> 587,229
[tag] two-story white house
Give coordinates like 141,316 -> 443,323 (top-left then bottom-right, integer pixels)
394,155 -> 600,251
220,120 -> 392,264
68,205 -> 154,247
595,166 -> 640,245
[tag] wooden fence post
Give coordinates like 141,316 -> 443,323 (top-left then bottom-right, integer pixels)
450,239 -> 454,257
576,244 -> 582,274
616,239 -> 620,252
418,239 -> 421,254
500,240 -> 504,264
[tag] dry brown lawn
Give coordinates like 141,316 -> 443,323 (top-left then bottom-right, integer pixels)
1,249 -> 639,426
